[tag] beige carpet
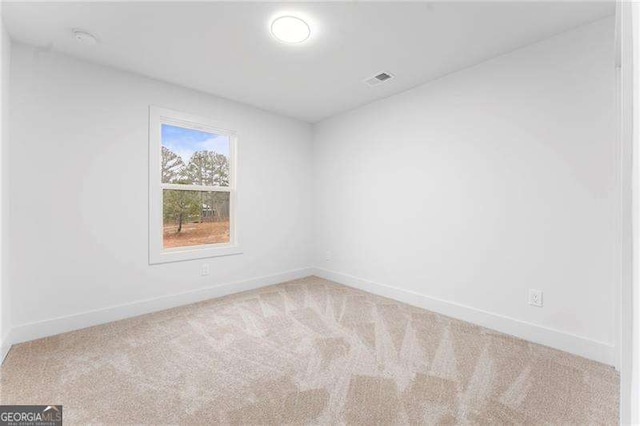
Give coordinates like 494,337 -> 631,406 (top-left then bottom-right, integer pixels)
0,276 -> 618,424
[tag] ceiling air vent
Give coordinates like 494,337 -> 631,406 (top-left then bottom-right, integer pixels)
364,72 -> 394,87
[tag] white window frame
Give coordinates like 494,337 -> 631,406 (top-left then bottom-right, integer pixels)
149,106 -> 241,264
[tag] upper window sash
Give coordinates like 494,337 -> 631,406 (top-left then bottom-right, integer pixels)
157,116 -> 236,188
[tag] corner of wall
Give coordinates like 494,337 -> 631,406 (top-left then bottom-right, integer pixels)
0,4 -> 12,365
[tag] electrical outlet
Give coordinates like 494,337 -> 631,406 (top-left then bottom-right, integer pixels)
201,264 -> 210,276
324,250 -> 332,262
528,289 -> 543,307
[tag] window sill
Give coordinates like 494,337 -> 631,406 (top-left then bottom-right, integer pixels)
149,244 -> 243,265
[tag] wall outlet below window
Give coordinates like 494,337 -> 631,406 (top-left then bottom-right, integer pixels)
528,289 -> 543,307
201,264 -> 210,276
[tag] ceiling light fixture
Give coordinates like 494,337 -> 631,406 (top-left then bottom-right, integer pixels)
270,15 -> 311,44
72,29 -> 98,46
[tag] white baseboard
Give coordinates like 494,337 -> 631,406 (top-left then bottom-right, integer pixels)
6,267 -> 313,349
0,331 -> 11,364
3,266 -> 616,369
313,267 -> 616,368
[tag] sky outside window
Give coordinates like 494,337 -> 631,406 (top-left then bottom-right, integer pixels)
161,124 -> 230,163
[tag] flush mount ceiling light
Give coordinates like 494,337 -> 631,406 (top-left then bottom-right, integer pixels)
72,29 -> 98,46
270,15 -> 311,44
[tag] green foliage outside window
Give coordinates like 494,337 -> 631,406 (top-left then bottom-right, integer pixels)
162,147 -> 230,234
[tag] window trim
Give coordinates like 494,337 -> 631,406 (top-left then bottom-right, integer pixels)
149,106 -> 241,264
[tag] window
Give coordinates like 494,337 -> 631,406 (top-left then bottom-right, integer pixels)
149,106 -> 240,264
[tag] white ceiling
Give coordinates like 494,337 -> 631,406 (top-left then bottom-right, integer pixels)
3,1 -> 614,123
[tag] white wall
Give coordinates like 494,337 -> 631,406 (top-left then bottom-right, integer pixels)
313,18 -> 619,365
8,43 -> 313,341
0,8 -> 11,360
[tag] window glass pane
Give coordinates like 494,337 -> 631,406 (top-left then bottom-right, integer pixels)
161,124 -> 230,186
163,190 -> 230,248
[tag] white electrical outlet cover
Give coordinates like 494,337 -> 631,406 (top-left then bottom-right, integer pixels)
528,289 -> 543,307
201,264 -> 210,276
